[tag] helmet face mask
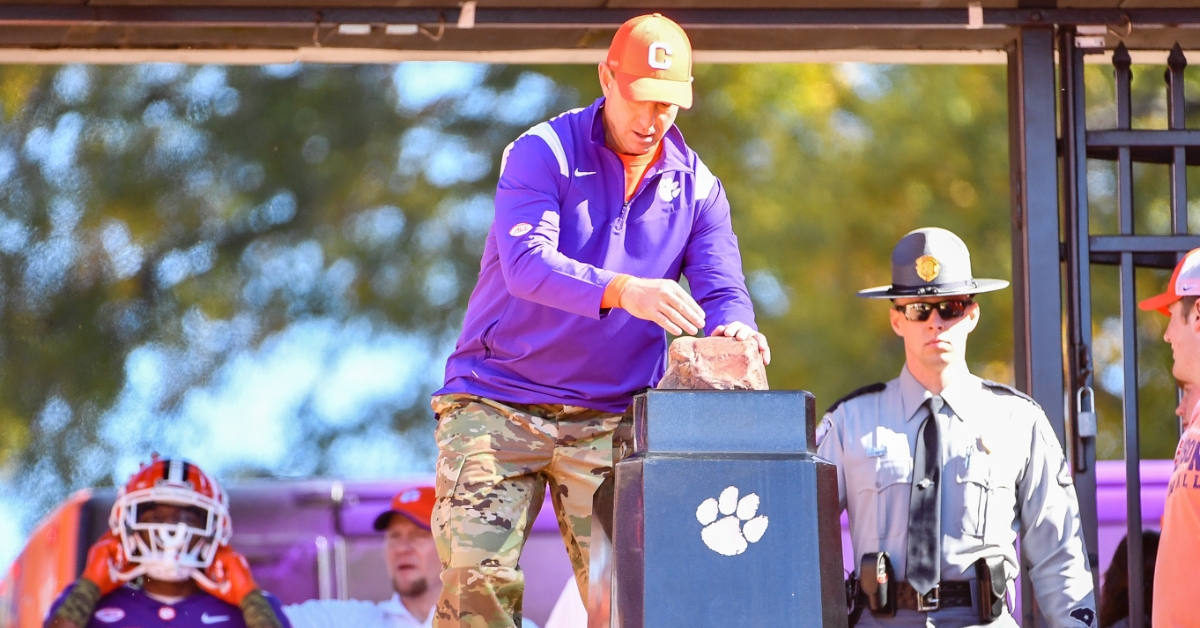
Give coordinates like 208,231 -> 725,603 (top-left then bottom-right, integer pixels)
109,458 -> 231,584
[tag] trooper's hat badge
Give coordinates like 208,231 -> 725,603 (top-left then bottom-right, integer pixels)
915,255 -> 941,282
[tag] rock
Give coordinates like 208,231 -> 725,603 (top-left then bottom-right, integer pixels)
656,336 -> 769,391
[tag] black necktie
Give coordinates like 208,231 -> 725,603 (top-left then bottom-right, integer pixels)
907,395 -> 943,596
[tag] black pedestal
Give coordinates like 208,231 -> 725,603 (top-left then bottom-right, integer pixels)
601,390 -> 846,628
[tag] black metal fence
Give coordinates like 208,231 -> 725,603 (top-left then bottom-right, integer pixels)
1059,34 -> 1200,628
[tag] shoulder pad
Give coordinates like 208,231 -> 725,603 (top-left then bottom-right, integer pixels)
825,382 -> 886,415
981,380 -> 1042,409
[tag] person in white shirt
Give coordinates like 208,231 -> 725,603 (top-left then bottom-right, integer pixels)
285,487 -> 541,628
284,487 -> 442,628
544,580 -> 586,628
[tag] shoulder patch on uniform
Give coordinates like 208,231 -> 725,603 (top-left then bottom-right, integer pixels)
1069,607 -> 1095,627
982,380 -> 1042,409
825,382 -> 886,415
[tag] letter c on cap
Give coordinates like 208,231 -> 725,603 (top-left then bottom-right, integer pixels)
648,42 -> 672,70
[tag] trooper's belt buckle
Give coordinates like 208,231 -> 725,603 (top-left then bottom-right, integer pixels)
917,585 -> 940,612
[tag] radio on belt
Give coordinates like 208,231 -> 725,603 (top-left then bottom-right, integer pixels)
859,552 -> 896,617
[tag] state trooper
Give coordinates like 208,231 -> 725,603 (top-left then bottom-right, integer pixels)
817,228 -> 1096,628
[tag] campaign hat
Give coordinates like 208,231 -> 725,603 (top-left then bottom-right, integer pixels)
606,13 -> 694,109
1138,248 -> 1200,315
858,227 -> 1009,299
373,486 -> 435,531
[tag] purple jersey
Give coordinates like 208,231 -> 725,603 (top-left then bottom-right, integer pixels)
46,584 -> 292,628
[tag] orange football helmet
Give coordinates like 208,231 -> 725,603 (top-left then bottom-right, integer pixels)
109,456 -> 232,583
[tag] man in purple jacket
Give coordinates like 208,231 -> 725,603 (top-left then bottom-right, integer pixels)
430,13 -> 768,628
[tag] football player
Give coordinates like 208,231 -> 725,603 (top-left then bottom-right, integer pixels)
44,457 -> 290,628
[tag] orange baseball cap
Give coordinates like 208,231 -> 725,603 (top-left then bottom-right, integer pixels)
606,13 -> 694,109
373,486 -> 435,531
1139,248 -> 1200,315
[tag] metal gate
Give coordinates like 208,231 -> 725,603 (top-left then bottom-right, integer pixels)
1055,32 -> 1200,628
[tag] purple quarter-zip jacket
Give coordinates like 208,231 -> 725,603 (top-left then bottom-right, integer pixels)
437,98 -> 757,413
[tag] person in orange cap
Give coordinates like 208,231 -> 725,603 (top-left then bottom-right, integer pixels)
432,11 -> 768,628
285,487 -> 539,628
1136,248 -> 1200,628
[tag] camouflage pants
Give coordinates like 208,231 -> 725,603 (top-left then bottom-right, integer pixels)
430,393 -> 625,628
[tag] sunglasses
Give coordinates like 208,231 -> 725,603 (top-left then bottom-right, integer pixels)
893,299 -> 974,322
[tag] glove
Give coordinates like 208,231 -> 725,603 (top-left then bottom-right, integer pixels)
80,531 -> 125,596
616,277 -> 706,336
49,533 -> 124,628
196,547 -> 283,628
195,545 -> 259,606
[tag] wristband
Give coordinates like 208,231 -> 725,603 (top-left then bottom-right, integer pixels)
602,274 -> 634,309
239,590 -> 283,628
51,580 -> 101,627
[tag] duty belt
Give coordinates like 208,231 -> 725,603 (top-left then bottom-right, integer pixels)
895,581 -> 973,612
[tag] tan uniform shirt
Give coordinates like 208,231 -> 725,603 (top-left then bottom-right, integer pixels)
816,367 -> 1095,628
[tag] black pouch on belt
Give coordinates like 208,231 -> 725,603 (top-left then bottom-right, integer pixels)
974,555 -> 1006,623
860,552 -> 896,617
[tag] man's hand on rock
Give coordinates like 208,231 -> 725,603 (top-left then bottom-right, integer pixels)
618,278 -> 706,336
712,322 -> 771,365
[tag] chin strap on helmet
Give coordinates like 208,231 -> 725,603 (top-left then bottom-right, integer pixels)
111,562 -> 148,583
191,569 -> 231,594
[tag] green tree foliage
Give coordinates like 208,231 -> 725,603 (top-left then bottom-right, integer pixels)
0,62 -> 577,521
690,64 -> 1016,405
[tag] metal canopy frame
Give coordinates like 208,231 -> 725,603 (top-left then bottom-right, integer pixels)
0,6 -> 1198,27
1,4 -> 1196,626
2,5 -> 1200,61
